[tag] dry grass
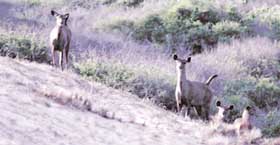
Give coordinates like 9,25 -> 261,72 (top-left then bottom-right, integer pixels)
1,0 -> 280,143
0,57 -> 274,145
79,36 -> 279,94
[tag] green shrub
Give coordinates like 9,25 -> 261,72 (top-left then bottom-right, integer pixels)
122,0 -> 144,7
272,22 -> 280,40
225,7 -> 243,22
0,35 -> 50,63
133,15 -> 167,43
263,110 -> 280,137
74,60 -> 176,109
223,78 -> 256,98
109,20 -> 135,35
132,8 -> 227,53
223,77 -> 280,110
251,78 -> 280,109
186,23 -> 215,54
213,21 -> 247,42
102,0 -> 251,55
25,0 -> 41,6
224,95 -> 253,122
74,61 -> 134,89
102,0 -> 117,5
96,0 -> 143,6
190,8 -> 220,24
245,59 -> 280,79
221,79 -> 254,122
112,2 -> 248,54
246,6 -> 280,39
263,124 -> 280,137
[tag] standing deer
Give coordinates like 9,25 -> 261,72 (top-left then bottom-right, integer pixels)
234,106 -> 253,136
211,100 -> 234,123
50,10 -> 71,70
173,54 -> 217,120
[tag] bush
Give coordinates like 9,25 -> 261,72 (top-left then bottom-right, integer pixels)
223,77 -> 280,110
132,8 -> 229,53
74,60 -> 176,109
109,20 -> 135,36
263,123 -> 280,137
73,61 -> 133,89
245,56 -> 280,79
0,35 -> 50,63
263,110 -> 280,137
186,22 -> 215,54
111,1 -> 248,54
246,6 -> 280,39
225,7 -> 242,22
133,15 -> 167,43
102,0 -> 117,5
213,21 -> 247,42
221,75 -> 280,129
190,8 -> 221,24
122,0 -> 144,7
221,79 -> 255,122
225,95 -> 252,122
251,78 -> 280,109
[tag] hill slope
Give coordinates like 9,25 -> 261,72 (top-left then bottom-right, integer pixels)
0,57 -> 200,145
0,57 -> 276,145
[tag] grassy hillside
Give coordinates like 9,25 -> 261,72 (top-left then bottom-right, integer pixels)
1,57 -> 277,145
0,0 -> 280,141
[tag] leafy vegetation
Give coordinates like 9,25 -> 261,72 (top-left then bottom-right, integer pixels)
246,5 -> 280,39
0,34 -> 49,63
223,77 -> 280,110
74,61 -> 176,109
109,0 -> 248,54
2,0 -> 280,138
263,109 -> 280,137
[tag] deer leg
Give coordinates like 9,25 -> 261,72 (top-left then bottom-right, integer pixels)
65,43 -> 69,69
176,94 -> 182,112
185,101 -> 194,117
52,48 -> 56,66
186,105 -> 191,116
177,101 -> 183,113
195,106 -> 203,119
59,51 -> 64,70
65,48 -> 69,69
176,102 -> 180,113
200,105 -> 209,121
204,106 -> 210,121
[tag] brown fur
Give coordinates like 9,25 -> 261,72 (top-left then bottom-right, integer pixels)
50,10 -> 71,70
211,100 -> 234,123
234,106 -> 253,136
173,54 -> 217,120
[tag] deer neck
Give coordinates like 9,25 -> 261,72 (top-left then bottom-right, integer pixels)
217,107 -> 225,121
176,68 -> 187,86
242,110 -> 250,123
56,22 -> 67,27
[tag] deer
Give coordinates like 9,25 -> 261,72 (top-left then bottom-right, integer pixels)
234,106 -> 253,136
209,100 -> 235,136
50,10 -> 71,70
173,54 -> 218,120
211,100 -> 234,123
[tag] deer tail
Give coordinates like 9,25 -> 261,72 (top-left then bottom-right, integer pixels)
205,74 -> 218,85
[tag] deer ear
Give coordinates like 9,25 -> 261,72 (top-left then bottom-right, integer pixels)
246,106 -> 251,110
216,101 -> 221,107
187,57 -> 191,62
51,10 -> 59,16
64,13 -> 69,19
173,54 -> 178,60
229,105 -> 234,110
